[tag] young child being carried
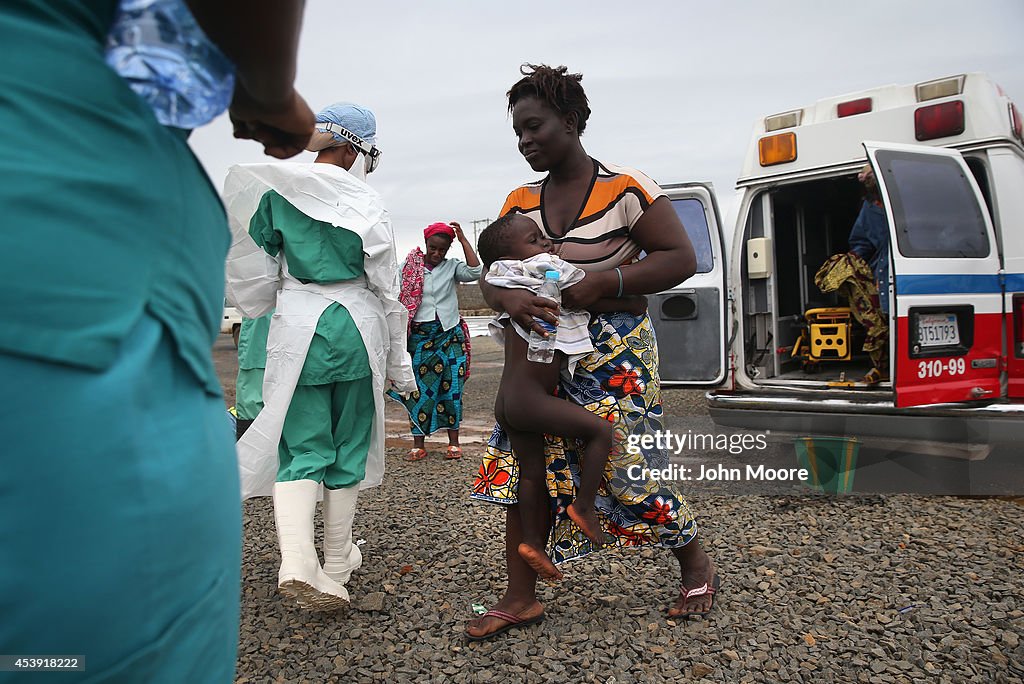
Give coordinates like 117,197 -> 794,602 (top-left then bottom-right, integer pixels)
477,213 -> 646,580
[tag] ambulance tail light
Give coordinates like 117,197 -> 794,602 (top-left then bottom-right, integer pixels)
1014,294 -> 1024,358
837,98 -> 872,118
1010,103 -> 1023,141
915,101 -> 965,141
764,109 -> 802,132
915,75 -> 965,102
758,132 -> 797,166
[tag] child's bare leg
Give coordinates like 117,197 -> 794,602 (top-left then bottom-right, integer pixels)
506,428 -> 563,581
500,333 -> 613,546
567,423 -> 613,545
505,429 -> 550,551
495,377 -> 562,581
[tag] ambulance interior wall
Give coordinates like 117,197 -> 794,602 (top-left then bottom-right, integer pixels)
744,176 -> 866,378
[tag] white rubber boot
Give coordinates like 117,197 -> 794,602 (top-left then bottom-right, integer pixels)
273,479 -> 349,610
322,486 -> 362,586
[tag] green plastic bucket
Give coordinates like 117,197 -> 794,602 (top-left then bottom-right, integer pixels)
794,437 -> 859,494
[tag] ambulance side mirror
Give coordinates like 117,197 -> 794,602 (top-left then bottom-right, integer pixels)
747,237 -> 772,279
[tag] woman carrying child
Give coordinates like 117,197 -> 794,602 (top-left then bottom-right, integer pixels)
476,215 -> 649,584
466,64 -> 720,640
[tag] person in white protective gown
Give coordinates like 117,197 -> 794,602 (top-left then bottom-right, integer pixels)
224,102 -> 416,610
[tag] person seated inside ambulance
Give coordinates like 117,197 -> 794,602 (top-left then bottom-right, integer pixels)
814,165 -> 890,385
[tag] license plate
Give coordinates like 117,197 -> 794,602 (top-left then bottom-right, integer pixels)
917,313 -> 960,347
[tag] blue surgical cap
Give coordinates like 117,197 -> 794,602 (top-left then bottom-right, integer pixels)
315,102 -> 377,146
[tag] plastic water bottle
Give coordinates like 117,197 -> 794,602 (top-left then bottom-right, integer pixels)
105,0 -> 236,130
527,270 -> 560,363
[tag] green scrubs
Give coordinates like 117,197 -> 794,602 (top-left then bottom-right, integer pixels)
235,313 -> 272,420
0,1 -> 239,679
249,190 -> 375,489
0,316 -> 240,683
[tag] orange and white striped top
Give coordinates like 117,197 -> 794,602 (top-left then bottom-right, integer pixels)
499,159 -> 666,272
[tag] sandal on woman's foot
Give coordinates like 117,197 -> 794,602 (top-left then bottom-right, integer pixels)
465,608 -> 545,642
445,445 -> 462,460
405,448 -> 427,462
672,573 -> 721,619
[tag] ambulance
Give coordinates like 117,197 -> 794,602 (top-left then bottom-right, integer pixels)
650,72 -> 1024,453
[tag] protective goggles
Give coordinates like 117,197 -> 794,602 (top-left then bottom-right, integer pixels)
317,122 -> 382,173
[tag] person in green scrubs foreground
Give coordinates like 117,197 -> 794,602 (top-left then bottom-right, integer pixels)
0,1 -> 313,681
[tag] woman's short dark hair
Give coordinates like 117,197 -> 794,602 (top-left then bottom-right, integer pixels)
507,63 -> 591,135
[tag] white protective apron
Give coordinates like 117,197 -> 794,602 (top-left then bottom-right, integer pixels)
223,163 -> 416,500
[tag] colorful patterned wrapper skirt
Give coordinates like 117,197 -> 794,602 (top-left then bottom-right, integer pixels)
472,312 -> 698,564
388,320 -> 468,436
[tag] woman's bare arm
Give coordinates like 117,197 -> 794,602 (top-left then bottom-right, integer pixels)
621,196 -> 697,292
561,196 -> 696,310
588,295 -> 647,316
451,222 -> 480,268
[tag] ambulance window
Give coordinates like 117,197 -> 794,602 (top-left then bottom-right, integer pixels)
965,157 -> 993,216
876,150 -> 990,258
671,198 -> 714,273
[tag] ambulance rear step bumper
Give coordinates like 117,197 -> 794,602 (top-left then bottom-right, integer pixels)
707,391 -> 1024,459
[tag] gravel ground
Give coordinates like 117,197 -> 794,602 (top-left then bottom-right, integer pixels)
213,334 -> 1024,683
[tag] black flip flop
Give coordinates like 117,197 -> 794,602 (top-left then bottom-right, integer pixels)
465,609 -> 545,642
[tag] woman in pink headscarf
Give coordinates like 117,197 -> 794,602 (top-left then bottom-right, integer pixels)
388,221 -> 481,460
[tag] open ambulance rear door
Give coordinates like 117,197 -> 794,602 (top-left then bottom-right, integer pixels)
649,183 -> 728,387
865,141 -> 1004,408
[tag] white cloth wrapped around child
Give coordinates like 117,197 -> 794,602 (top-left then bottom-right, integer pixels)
485,253 -> 594,375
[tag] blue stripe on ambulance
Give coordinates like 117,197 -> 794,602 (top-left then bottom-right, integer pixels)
895,274 -> 1024,295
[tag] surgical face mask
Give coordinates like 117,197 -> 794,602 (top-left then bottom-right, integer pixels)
348,152 -> 368,181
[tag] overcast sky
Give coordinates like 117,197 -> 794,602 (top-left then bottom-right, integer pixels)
191,0 -> 1024,260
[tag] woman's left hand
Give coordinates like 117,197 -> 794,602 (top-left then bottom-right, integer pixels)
623,295 -> 648,317
562,270 -> 614,310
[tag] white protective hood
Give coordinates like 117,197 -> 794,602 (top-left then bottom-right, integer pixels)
224,162 -> 416,499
